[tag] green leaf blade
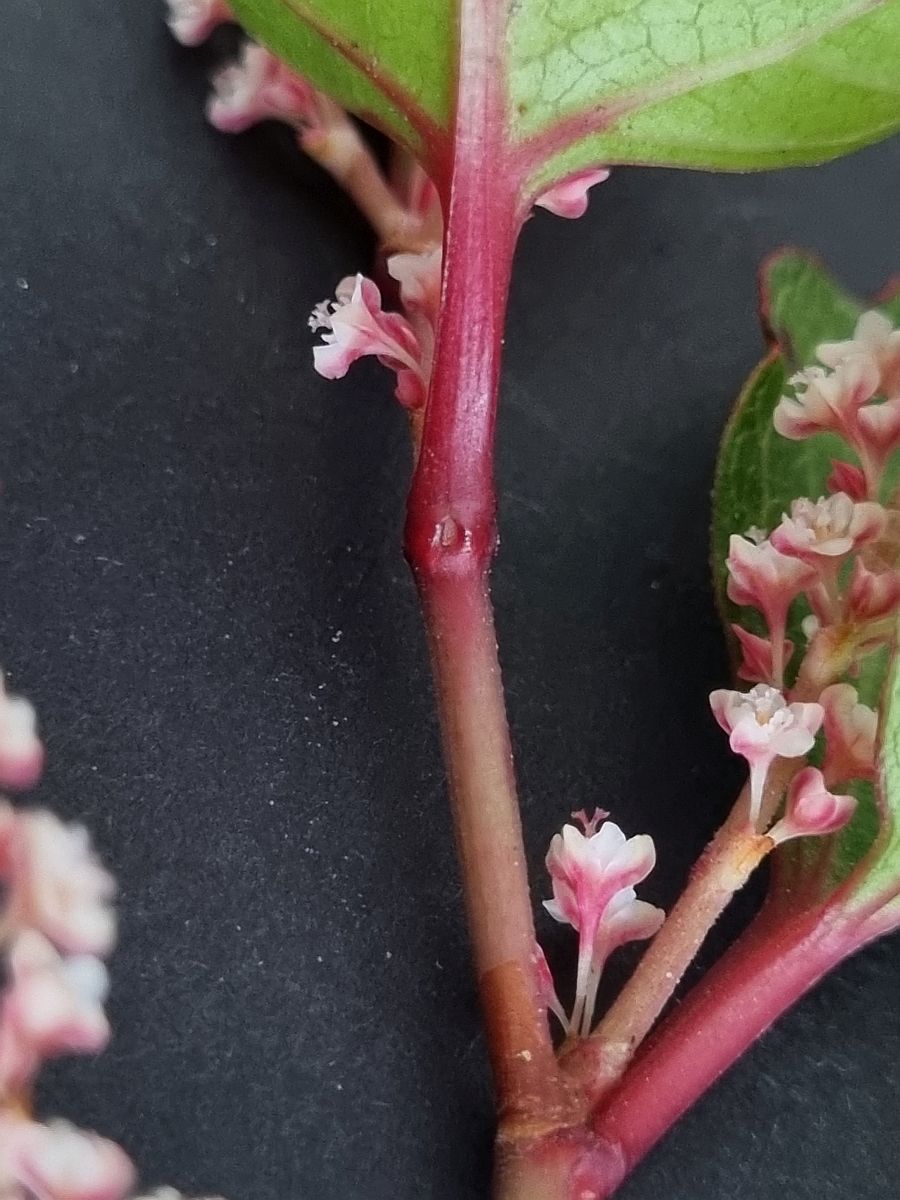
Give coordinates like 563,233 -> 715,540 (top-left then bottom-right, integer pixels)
224,0 -> 454,153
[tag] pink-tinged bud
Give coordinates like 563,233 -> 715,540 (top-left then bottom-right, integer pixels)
0,933 -> 109,1089
165,0 -> 232,46
774,356 -> 880,442
531,943 -> 568,1033
819,683 -> 877,786
0,675 -> 43,790
535,168 -> 611,219
709,685 -> 824,826
594,893 -> 665,957
847,558 -> 900,623
0,806 -> 116,957
544,818 -> 660,1036
768,766 -> 856,846
770,493 -> 886,563
854,395 -> 900,461
1,1119 -> 135,1200
826,459 -> 867,502
818,311 -> 900,399
387,248 -> 442,336
309,274 -> 428,410
731,624 -> 794,686
725,535 -> 816,685
207,43 -> 321,135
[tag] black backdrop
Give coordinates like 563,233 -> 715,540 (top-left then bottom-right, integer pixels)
2,2 -> 899,1198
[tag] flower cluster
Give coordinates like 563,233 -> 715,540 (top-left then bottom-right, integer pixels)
539,811 -> 664,1038
710,312 -> 900,841
167,4 -> 612,419
0,680 -> 217,1200
775,311 -> 900,498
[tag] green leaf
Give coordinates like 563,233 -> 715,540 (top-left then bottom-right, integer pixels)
760,250 -> 863,370
712,251 -> 900,897
221,0 -> 900,187
223,0 -> 453,154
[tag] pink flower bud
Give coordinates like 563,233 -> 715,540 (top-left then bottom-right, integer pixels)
0,933 -> 109,1089
709,685 -> 824,825
535,168 -> 610,219
731,624 -> 794,686
847,559 -> 900,623
164,0 -> 232,46
819,683 -> 877,786
0,675 -> 43,791
826,460 -> 867,502
310,274 -> 428,410
0,807 -> 116,956
1,1119 -> 135,1200
206,43 -> 321,135
725,535 -> 816,685
768,766 -> 856,845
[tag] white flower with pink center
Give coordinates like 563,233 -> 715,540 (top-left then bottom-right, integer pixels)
0,807 -> 116,956
0,1119 -> 135,1200
774,355 -> 880,443
0,675 -> 43,791
310,274 -> 428,410
0,932 -> 110,1089
709,685 -> 824,826
767,767 -> 856,846
819,683 -> 877,786
544,814 -> 661,1036
206,43 -> 321,135
535,168 -> 611,219
770,493 -> 885,562
818,310 -> 900,398
165,0 -> 232,46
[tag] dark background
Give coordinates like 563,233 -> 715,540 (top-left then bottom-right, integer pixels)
2,2 -> 899,1197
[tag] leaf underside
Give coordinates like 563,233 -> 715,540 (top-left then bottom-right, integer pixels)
225,0 -> 900,188
713,250 -> 900,903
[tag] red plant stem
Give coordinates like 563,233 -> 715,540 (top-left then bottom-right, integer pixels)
585,903 -> 863,1198
403,0 -> 561,1128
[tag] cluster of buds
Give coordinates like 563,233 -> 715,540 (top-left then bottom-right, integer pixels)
164,0 -> 611,427
709,311 -> 900,842
538,811 -> 664,1038
0,678 -> 215,1200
